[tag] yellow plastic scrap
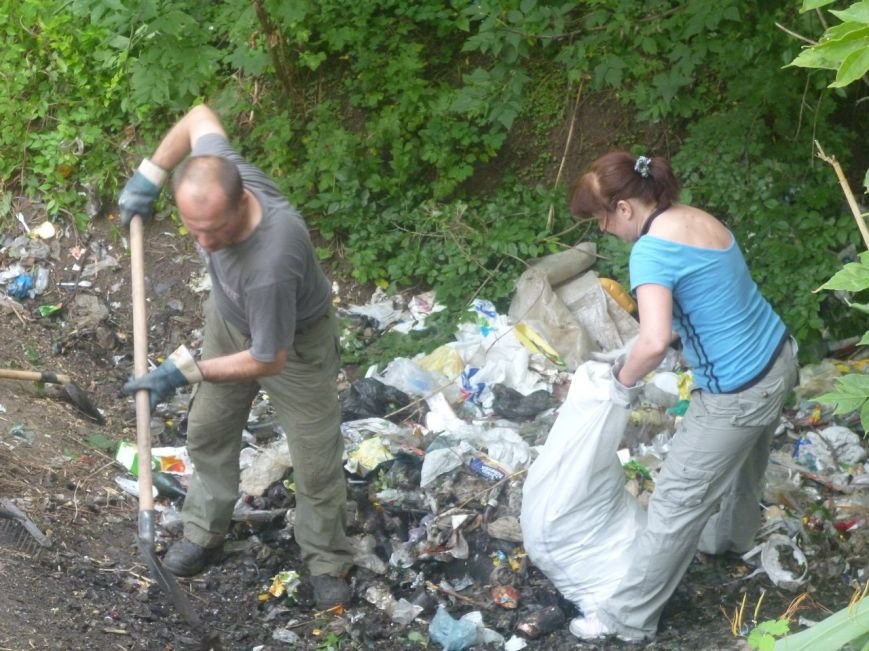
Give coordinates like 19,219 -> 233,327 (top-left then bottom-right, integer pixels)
599,277 -> 637,314
347,437 -> 394,476
417,344 -> 465,378
514,322 -> 563,366
267,570 -> 301,599
677,371 -> 693,401
629,408 -> 666,427
834,359 -> 869,374
508,551 -> 526,572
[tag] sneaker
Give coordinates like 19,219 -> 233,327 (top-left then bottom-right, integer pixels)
311,574 -> 351,610
569,613 -> 611,640
162,538 -> 223,577
570,614 -> 647,643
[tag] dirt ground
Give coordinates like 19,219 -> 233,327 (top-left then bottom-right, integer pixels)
0,210 -> 866,651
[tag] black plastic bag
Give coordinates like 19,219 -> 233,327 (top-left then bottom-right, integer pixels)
340,378 -> 413,422
491,384 -> 554,421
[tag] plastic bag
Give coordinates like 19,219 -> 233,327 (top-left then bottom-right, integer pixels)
379,357 -> 446,397
340,377 -> 415,422
521,361 -> 645,615
491,384 -> 554,421
429,607 -> 502,651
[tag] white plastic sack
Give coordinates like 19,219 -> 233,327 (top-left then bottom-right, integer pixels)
521,361 -> 646,615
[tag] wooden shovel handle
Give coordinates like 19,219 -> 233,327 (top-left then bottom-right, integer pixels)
0,368 -> 72,385
130,215 -> 155,512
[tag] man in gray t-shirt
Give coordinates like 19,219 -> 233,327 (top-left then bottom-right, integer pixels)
119,105 -> 353,610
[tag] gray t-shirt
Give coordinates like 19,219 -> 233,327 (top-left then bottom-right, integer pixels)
191,134 -> 331,362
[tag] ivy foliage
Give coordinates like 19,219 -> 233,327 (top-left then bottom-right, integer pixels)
0,0 -> 866,366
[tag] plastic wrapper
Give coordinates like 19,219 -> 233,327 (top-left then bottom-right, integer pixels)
345,436 -> 394,476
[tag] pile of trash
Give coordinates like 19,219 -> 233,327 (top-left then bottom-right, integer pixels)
0,209 -> 125,351
109,242 -> 869,649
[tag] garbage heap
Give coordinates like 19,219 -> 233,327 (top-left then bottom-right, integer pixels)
113,242 -> 869,650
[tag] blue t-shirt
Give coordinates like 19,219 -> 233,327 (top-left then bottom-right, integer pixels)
630,233 -> 786,393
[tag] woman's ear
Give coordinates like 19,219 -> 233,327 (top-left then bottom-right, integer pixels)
615,199 -> 632,219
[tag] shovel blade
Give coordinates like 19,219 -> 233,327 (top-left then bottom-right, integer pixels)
136,536 -> 225,650
137,511 -> 200,627
62,382 -> 105,424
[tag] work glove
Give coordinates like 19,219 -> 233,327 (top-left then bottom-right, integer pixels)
609,356 -> 644,409
124,345 -> 203,411
590,334 -> 638,364
118,158 -> 168,227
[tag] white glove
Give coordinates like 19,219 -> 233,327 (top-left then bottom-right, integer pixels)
610,357 -> 644,408
590,334 -> 638,364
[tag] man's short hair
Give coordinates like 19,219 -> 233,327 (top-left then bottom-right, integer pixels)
173,156 -> 243,207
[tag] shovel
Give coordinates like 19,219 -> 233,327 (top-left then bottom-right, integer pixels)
129,215 -> 210,637
0,368 -> 104,424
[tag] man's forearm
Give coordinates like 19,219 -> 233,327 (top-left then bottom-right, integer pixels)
198,349 -> 286,383
149,105 -> 228,172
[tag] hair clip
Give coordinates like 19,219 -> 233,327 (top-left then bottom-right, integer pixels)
634,156 -> 651,178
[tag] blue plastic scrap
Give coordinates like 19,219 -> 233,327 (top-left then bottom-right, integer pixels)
7,274 -> 33,299
429,606 -> 479,651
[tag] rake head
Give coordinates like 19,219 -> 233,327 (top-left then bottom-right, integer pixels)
0,499 -> 52,560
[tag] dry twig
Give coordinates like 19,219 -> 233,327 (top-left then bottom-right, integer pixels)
815,141 -> 869,249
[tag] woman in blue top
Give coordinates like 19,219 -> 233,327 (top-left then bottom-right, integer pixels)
566,151 -> 799,641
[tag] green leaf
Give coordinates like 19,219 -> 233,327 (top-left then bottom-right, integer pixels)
0,192 -> 11,218
830,2 -> 869,23
749,629 -> 776,651
520,0 -> 537,13
758,619 -> 791,636
815,374 -> 869,414
107,34 -> 130,49
832,45 -> 869,86
801,0 -> 837,11
789,26 -> 869,71
407,630 -> 427,646
86,433 -> 117,452
816,253 -> 869,292
862,401 -> 869,434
